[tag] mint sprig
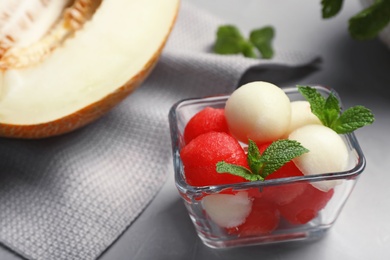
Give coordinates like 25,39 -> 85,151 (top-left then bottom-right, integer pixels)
216,139 -> 308,181
297,85 -> 375,134
249,26 -> 275,59
321,0 -> 390,40
214,25 -> 274,59
214,25 -> 256,58
348,0 -> 390,40
216,162 -> 262,181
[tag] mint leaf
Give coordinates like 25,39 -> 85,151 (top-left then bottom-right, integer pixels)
249,26 -> 275,59
216,139 -> 308,182
332,106 -> 375,134
323,93 -> 340,126
298,85 -> 375,133
216,161 -> 264,181
214,25 -> 275,59
241,41 -> 257,58
214,25 -> 256,58
261,140 -> 309,177
297,85 -> 326,122
321,0 -> 344,19
349,0 -> 390,40
247,140 -> 263,174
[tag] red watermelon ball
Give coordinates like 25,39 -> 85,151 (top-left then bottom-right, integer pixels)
251,142 -> 307,206
226,198 -> 280,236
180,132 -> 248,186
278,184 -> 334,225
261,162 -> 308,206
183,107 -> 229,144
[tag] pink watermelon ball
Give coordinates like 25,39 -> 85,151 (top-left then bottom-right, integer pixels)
249,142 -> 307,206
226,197 -> 280,236
261,162 -> 308,206
183,107 -> 229,144
278,184 -> 334,225
180,132 -> 248,186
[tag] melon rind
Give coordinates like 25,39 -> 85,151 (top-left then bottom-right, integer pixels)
0,0 -> 180,138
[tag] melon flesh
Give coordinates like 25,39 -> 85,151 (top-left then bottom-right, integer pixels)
288,124 -> 349,191
287,101 -> 322,134
225,81 -> 291,143
0,0 -> 179,138
202,192 -> 252,228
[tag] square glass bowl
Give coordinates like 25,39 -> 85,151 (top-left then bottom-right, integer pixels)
168,86 -> 366,248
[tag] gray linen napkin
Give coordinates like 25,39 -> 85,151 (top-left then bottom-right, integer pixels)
0,2 -> 320,260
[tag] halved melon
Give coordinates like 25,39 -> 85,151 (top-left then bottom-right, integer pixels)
0,0 -> 180,138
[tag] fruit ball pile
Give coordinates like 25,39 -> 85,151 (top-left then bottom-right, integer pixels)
179,81 -> 349,236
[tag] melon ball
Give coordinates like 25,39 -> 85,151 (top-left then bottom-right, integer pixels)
287,101 -> 322,134
202,192 -> 252,228
288,124 -> 349,191
225,81 -> 291,143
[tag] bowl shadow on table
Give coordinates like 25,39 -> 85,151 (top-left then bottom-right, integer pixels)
148,198 -> 329,260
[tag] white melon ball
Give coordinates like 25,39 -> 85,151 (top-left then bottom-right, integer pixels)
202,191 -> 252,228
288,124 -> 349,191
288,101 -> 322,134
225,81 -> 291,143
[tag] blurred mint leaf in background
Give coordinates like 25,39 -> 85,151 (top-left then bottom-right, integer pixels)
214,25 -> 256,58
321,0 -> 390,40
321,0 -> 344,18
349,0 -> 390,40
249,26 -> 275,59
214,25 -> 274,59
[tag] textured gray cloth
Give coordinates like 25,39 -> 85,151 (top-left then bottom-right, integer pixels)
0,2 -> 319,260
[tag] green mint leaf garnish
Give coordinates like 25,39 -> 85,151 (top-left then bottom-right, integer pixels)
247,140 -> 263,174
214,25 -> 256,58
332,106 -> 376,134
216,139 -> 308,182
249,26 -> 275,59
348,0 -> 390,40
261,140 -> 309,178
296,85 -> 326,122
321,0 -> 344,19
297,85 -> 375,133
214,25 -> 274,59
323,92 -> 340,126
216,161 -> 264,181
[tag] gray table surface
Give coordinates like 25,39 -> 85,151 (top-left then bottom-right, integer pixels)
1,0 -> 389,259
